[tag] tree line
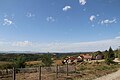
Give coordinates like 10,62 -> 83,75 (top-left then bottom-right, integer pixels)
0,47 -> 120,69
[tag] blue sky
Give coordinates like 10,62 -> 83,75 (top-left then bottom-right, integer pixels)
0,0 -> 120,52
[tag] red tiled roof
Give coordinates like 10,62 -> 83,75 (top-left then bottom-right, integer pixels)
80,54 -> 92,59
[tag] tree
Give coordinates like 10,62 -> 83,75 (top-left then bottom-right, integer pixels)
118,47 -> 120,59
109,47 -> 115,60
95,51 -> 102,56
105,47 -> 115,65
14,56 -> 26,68
41,54 -> 53,67
114,49 -> 119,58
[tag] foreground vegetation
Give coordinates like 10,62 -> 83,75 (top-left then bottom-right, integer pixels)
1,61 -> 120,80
74,61 -> 120,80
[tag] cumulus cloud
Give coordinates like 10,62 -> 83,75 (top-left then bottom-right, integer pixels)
89,15 -> 96,22
101,19 -> 117,25
46,16 -> 55,22
79,0 -> 86,5
3,19 -> 13,26
63,6 -> 71,11
26,12 -> 35,18
12,41 -> 32,47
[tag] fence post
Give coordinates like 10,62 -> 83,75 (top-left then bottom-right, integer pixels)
13,67 -> 15,80
67,62 -> 68,76
39,66 -> 41,80
56,65 -> 58,78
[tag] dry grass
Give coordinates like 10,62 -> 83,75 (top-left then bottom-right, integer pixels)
25,61 -> 42,65
0,61 -> 13,70
1,61 -> 120,80
0,61 -> 12,65
53,60 -> 63,66
74,62 -> 120,80
25,61 -> 43,67
16,72 -> 58,80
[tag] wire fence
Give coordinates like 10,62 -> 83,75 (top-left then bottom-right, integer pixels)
0,64 -> 78,80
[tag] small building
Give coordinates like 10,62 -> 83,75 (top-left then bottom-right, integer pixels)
67,56 -> 76,64
80,54 -> 92,61
96,54 -> 104,60
62,56 -> 82,64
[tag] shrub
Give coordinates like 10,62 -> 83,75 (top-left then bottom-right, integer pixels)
13,56 -> 26,68
0,63 -> 13,69
105,47 -> 115,65
79,65 -> 87,71
41,54 -> 53,67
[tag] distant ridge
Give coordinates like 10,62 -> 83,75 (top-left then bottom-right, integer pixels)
0,51 -> 93,54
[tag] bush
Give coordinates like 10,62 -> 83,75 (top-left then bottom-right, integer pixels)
96,65 -> 110,70
105,47 -> 115,65
79,65 -> 87,71
41,54 -> 53,67
13,56 -> 26,68
0,63 -> 14,69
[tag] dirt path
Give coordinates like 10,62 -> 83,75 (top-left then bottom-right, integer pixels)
94,69 -> 120,80
113,58 -> 120,63
94,58 -> 120,80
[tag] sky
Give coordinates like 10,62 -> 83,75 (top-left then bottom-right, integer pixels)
0,0 -> 120,52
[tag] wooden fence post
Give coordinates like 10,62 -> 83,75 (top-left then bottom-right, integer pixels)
56,65 -> 58,78
13,67 -> 15,80
39,66 -> 41,80
67,62 -> 68,76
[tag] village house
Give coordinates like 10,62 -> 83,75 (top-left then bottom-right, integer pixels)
95,54 -> 104,60
62,56 -> 82,64
80,54 -> 92,61
62,53 -> 104,64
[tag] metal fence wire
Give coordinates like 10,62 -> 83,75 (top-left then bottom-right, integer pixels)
0,65 -> 77,80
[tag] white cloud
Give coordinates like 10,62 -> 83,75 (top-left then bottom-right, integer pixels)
46,16 -> 55,22
101,19 -> 117,25
26,12 -> 35,18
0,14 -> 17,27
38,38 -> 120,52
79,0 -> 86,5
12,41 -> 32,47
63,6 -> 71,11
89,15 -> 96,22
0,37 -> 120,52
3,13 -> 14,19
115,36 -> 120,39
3,19 -> 13,26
